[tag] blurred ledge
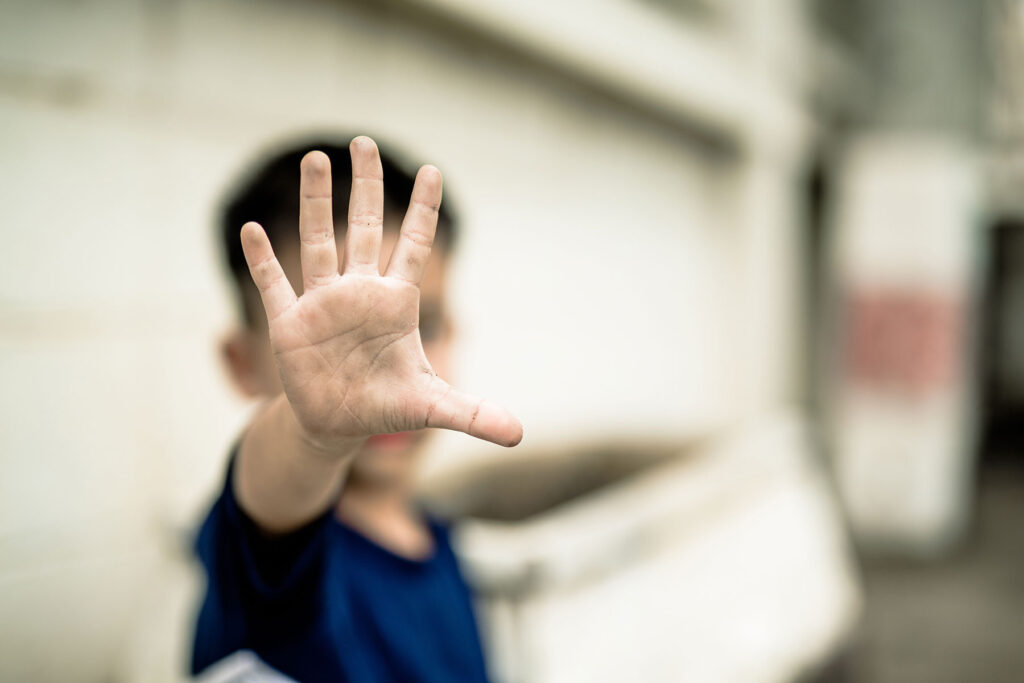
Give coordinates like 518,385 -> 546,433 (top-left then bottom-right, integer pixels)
421,410 -> 861,681
423,410 -> 848,591
364,0 -> 805,157
0,64 -> 100,109
0,300 -> 231,341
0,0 -> 808,159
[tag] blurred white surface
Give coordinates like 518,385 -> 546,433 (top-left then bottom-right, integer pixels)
0,0 -> 813,679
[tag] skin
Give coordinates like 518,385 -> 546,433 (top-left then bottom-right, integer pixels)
225,137 -> 522,555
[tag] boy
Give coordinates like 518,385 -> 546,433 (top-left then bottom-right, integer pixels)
191,135 -> 522,682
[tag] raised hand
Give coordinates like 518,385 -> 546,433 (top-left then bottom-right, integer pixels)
239,137 -> 522,452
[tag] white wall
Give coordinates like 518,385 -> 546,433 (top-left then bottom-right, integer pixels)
0,0 -> 809,679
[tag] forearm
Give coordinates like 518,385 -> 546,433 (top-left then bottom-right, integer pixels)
234,394 -> 365,534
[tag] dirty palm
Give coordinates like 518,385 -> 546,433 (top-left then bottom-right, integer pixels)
240,136 -> 523,450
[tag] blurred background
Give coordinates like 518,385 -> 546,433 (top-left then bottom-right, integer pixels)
1,0 -> 1023,681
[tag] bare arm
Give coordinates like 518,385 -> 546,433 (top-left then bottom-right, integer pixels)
233,137 -> 522,534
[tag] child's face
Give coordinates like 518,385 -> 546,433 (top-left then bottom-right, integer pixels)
224,219 -> 454,486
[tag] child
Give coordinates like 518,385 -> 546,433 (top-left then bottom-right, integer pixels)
191,135 -> 522,682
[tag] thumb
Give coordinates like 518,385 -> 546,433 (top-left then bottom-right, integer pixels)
426,384 -> 523,447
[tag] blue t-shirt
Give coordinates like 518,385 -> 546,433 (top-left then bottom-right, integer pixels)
190,456 -> 489,682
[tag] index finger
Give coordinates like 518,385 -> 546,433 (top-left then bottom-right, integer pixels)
384,165 -> 442,284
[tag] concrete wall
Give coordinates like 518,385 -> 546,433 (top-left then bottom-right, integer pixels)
0,0 -> 809,679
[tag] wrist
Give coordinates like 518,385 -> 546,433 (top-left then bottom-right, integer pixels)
235,394 -> 362,535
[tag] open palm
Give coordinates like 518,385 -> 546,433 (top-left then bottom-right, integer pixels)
240,137 -> 522,449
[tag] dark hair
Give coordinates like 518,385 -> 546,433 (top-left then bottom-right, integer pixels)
219,135 -> 458,324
